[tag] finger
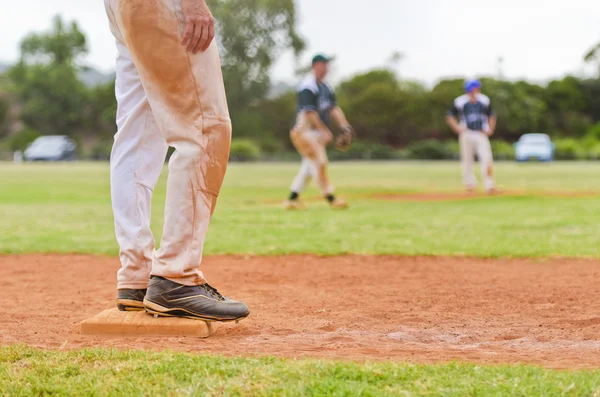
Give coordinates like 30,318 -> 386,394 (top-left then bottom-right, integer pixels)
189,22 -> 202,52
194,24 -> 208,53
202,21 -> 214,51
182,19 -> 194,47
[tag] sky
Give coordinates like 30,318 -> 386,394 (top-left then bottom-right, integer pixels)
1,0 -> 600,86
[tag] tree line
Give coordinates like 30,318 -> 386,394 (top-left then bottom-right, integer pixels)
2,5 -> 600,160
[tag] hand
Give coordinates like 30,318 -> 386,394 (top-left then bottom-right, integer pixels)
483,128 -> 494,137
181,0 -> 215,53
336,125 -> 354,151
321,130 -> 334,145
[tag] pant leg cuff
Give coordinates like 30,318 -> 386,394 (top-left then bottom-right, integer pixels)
117,281 -> 150,289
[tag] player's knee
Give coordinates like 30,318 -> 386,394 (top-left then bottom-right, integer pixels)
317,162 -> 328,180
171,118 -> 232,195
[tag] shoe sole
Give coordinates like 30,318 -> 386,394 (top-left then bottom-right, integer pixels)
143,299 -> 249,323
116,299 -> 145,312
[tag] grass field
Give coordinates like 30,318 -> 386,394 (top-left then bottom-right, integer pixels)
2,161 -> 600,257
3,161 -> 600,396
3,346 -> 600,396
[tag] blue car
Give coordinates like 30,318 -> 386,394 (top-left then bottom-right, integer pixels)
514,134 -> 554,162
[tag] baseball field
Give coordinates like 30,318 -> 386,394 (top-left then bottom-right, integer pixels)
3,161 -> 600,395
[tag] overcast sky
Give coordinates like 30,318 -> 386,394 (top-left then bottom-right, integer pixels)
1,0 -> 600,85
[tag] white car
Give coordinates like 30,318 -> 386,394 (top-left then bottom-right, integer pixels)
514,133 -> 554,162
24,136 -> 77,162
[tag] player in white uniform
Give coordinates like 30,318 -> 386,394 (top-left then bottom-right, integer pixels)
284,54 -> 353,210
104,0 -> 249,322
446,79 -> 498,193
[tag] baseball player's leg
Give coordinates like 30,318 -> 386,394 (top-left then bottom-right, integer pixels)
307,131 -> 348,208
285,157 -> 311,209
310,136 -> 334,196
290,158 -> 312,193
285,128 -> 315,208
475,133 -> 496,193
460,131 -> 477,191
105,1 -> 169,310
105,0 -> 248,320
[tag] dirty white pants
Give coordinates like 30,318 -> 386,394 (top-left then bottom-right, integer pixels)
290,128 -> 334,196
104,0 -> 232,289
460,130 -> 495,191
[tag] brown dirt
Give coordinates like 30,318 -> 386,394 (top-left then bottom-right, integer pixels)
373,190 -> 600,202
3,254 -> 600,369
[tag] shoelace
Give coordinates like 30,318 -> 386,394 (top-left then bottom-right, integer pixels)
202,284 -> 225,301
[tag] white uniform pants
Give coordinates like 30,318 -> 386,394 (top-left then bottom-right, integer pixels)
460,130 -> 495,191
104,0 -> 231,289
289,122 -> 334,196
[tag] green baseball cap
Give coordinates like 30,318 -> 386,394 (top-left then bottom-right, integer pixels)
312,54 -> 331,65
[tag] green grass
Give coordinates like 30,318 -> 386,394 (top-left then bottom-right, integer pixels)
2,161 -> 600,257
2,346 -> 600,396
4,161 -> 600,395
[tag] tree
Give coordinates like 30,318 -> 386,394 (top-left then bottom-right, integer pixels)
337,70 -> 429,146
585,42 -> 600,77
542,76 -> 591,136
0,74 -> 13,138
19,15 -> 87,66
209,0 -> 305,118
9,16 -> 88,138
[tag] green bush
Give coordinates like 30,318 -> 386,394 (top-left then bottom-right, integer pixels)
369,143 -> 397,160
491,140 -> 515,160
585,122 -> 600,141
406,139 -> 455,160
445,140 -> 461,160
8,128 -> 41,151
553,138 -> 585,160
586,142 -> 600,160
327,141 -> 398,161
230,139 -> 261,161
89,140 -> 113,161
258,139 -> 284,154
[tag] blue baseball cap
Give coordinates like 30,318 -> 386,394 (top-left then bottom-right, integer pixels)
464,79 -> 482,93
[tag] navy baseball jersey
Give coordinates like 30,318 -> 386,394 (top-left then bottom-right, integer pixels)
448,94 -> 494,131
297,75 -> 337,127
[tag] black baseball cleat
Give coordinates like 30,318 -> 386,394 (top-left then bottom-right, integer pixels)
143,276 -> 250,322
116,288 -> 147,311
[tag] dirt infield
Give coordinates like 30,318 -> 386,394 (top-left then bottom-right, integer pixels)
2,254 -> 600,368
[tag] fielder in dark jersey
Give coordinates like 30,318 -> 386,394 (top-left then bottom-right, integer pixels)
446,79 -> 498,193
297,77 -> 337,128
284,54 -> 354,210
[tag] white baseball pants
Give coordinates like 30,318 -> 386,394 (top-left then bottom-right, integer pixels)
104,0 -> 231,289
460,130 -> 495,192
289,112 -> 334,196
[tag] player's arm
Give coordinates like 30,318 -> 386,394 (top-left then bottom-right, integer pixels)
305,111 -> 333,143
446,105 -> 464,135
485,103 -> 497,136
330,106 -> 353,151
330,106 -> 350,129
298,88 -> 333,143
328,93 -> 353,151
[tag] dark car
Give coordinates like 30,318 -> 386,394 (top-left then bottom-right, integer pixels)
24,136 -> 77,162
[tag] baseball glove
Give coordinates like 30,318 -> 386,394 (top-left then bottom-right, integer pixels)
336,125 -> 354,152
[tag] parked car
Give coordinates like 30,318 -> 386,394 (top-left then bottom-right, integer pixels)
24,136 -> 77,162
514,133 -> 554,162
